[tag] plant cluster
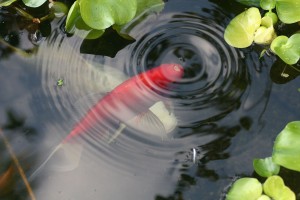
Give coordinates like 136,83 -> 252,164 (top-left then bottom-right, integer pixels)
226,121 -> 300,200
65,0 -> 164,39
224,0 -> 300,65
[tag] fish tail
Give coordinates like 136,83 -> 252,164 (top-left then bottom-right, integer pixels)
28,143 -> 62,181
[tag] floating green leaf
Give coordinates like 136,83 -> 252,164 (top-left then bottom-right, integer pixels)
263,176 -> 295,200
271,33 -> 300,65
224,7 -> 261,48
226,178 -> 262,200
257,195 -> 271,200
264,11 -> 278,25
79,0 -> 137,30
22,0 -> 47,8
260,0 -> 276,10
253,157 -> 280,177
272,121 -> 300,171
66,1 -> 84,33
254,25 -> 276,45
276,0 -> 300,24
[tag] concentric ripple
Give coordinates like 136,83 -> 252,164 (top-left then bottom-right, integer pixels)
123,11 -> 247,126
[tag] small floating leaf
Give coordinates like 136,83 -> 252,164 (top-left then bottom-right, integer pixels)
224,7 -> 261,48
263,176 -> 295,200
257,195 -> 271,200
79,0 -> 137,30
260,0 -> 276,11
264,11 -> 278,25
253,157 -> 280,177
226,178 -> 262,200
276,0 -> 300,24
270,33 -> 300,65
65,1 -> 81,33
22,0 -> 47,8
253,24 -> 276,45
272,121 -> 300,171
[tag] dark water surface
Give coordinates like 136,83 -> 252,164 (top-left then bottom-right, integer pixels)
1,0 -> 300,199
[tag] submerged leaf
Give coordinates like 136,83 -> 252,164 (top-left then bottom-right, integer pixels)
226,178 -> 262,200
272,121 -> 300,171
22,0 -> 47,8
276,0 -> 300,24
224,7 -> 261,48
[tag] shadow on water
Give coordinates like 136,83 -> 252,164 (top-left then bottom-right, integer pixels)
0,0 -> 300,200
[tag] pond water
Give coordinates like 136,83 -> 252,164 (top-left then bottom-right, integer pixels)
1,0 -> 300,199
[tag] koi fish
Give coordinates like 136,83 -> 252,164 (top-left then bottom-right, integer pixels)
29,63 -> 184,180
63,63 -> 184,143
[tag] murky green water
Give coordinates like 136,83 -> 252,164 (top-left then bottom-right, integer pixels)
1,0 -> 300,199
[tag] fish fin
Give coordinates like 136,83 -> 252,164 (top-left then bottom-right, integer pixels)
148,101 -> 178,133
107,123 -> 127,144
28,143 -> 62,181
29,143 -> 82,180
127,109 -> 167,138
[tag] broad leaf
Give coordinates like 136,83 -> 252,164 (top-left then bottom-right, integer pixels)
276,0 -> 300,24
271,34 -> 300,65
65,1 -> 81,33
263,176 -> 295,200
226,178 -> 262,200
22,0 -> 47,8
272,121 -> 300,171
253,157 -> 280,177
79,0 -> 137,30
224,7 -> 261,48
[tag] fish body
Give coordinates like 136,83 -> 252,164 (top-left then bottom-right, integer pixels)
63,63 -> 184,143
29,63 -> 183,180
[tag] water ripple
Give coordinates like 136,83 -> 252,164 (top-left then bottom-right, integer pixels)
123,12 -> 246,126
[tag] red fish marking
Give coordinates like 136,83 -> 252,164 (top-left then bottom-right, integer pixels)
62,63 -> 184,143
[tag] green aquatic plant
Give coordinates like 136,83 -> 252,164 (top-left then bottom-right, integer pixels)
226,121 -> 300,200
225,0 -> 300,66
270,34 -> 300,65
65,0 -> 164,39
272,121 -> 300,171
253,157 -> 280,178
226,175 -> 295,200
224,7 -> 261,48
